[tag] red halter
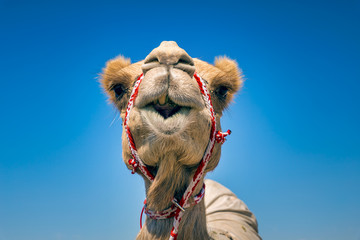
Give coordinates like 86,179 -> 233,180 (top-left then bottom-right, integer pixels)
124,72 -> 230,240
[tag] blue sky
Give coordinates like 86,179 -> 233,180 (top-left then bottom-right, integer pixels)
0,0 -> 359,239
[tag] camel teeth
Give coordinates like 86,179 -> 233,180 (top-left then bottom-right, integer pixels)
158,95 -> 167,105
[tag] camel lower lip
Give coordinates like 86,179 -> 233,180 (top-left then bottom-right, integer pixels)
140,106 -> 191,135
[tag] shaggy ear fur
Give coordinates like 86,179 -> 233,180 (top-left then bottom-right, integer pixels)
212,56 -> 243,111
101,55 -> 133,110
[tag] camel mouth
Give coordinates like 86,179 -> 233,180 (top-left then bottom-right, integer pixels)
151,95 -> 181,119
140,97 -> 192,135
153,103 -> 181,119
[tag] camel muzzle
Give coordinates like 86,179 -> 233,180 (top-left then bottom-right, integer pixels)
142,41 -> 195,77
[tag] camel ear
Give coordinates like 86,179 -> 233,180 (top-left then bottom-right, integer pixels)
101,55 -> 132,110
212,56 -> 243,110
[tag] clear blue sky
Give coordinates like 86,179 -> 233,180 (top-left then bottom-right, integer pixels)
1,0 -> 359,239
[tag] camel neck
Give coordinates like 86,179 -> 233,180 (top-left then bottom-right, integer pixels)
137,198 -> 209,240
135,152 -> 209,239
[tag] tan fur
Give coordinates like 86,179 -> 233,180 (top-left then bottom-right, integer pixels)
101,41 -> 242,240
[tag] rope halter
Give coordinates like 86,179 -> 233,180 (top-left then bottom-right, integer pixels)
124,72 -> 231,240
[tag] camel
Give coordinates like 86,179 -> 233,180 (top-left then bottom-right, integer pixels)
101,41 -> 261,240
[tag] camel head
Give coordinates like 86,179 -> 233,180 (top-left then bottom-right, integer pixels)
101,41 -> 242,212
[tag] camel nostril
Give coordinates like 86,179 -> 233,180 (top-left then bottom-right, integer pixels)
176,55 -> 194,66
142,42 -> 195,76
174,56 -> 195,76
144,56 -> 159,64
178,59 -> 188,64
142,56 -> 161,74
